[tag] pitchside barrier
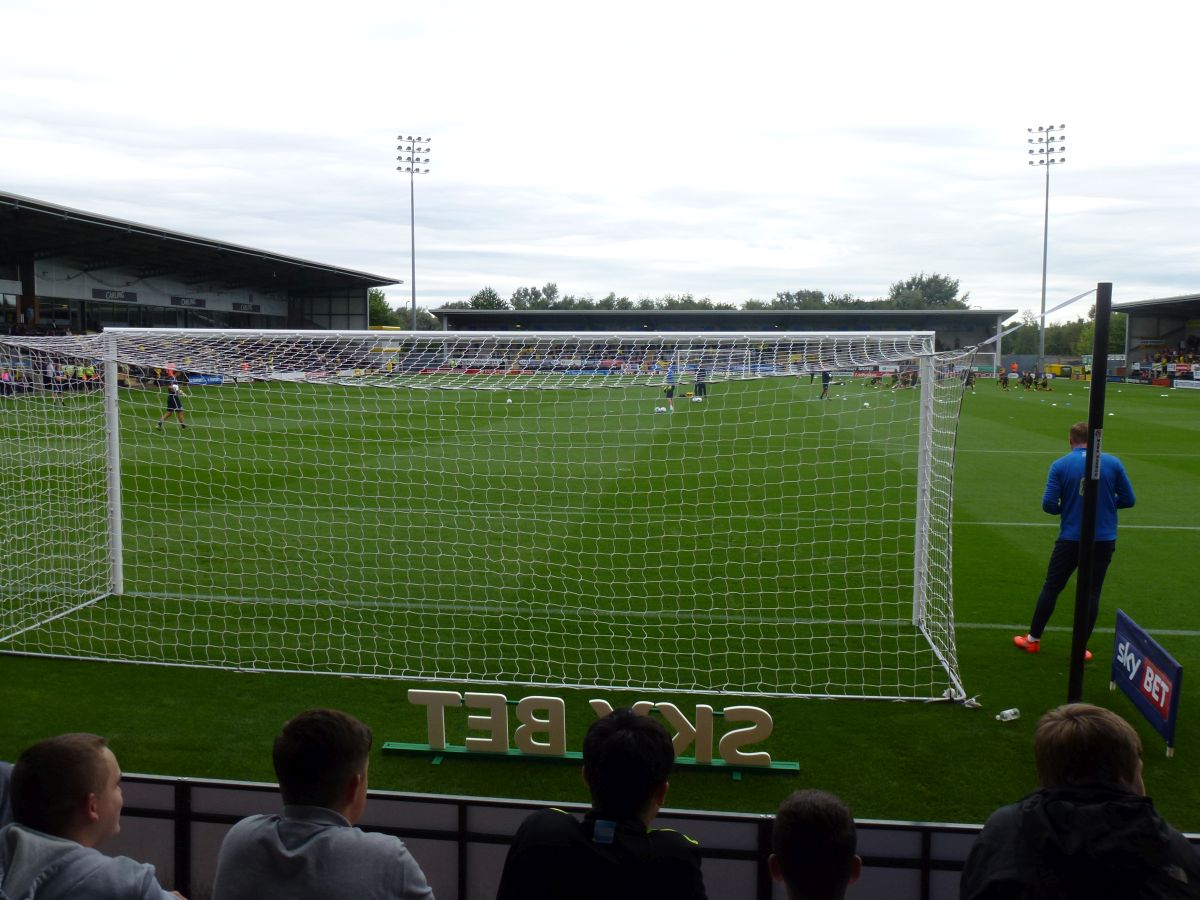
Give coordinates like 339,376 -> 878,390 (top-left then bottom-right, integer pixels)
108,774 -> 1019,900
109,774 -> 1200,900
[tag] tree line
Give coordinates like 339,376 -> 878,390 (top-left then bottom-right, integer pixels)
370,273 -> 1125,354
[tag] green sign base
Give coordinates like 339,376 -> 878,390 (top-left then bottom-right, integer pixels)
382,741 -> 799,779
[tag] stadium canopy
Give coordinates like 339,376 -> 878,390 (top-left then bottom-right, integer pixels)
433,307 -> 1019,353
1,190 -> 399,332
1114,293 -> 1200,360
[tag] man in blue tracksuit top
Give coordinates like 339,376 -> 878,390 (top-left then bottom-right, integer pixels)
1014,421 -> 1136,657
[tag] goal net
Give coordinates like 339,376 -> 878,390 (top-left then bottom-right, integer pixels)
0,329 -> 970,700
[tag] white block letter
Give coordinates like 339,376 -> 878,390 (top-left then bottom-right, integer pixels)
407,690 -> 462,751
718,706 -> 773,767
464,692 -> 510,753
514,696 -> 567,756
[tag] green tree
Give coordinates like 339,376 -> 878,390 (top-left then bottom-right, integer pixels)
1004,311 -> 1040,354
368,288 -> 403,327
768,290 -> 828,309
1073,308 -> 1128,355
369,289 -> 440,328
469,287 -> 508,309
886,273 -> 968,309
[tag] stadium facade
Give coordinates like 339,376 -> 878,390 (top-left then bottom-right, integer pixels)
433,307 -> 1019,355
1114,293 -> 1200,360
0,190 -> 398,333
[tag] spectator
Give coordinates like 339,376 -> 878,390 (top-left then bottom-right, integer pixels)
770,789 -> 861,900
496,708 -> 707,900
961,704 -> 1200,898
0,733 -> 182,898
0,760 -> 11,827
211,708 -> 433,900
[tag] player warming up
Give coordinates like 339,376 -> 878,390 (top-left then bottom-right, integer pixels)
156,379 -> 188,430
1013,422 -> 1135,659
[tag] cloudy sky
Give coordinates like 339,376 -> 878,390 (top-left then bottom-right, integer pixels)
3,0 -> 1197,321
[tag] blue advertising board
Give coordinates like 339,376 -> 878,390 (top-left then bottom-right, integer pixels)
1110,609 -> 1183,755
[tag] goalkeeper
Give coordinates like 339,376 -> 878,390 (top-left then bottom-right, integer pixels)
156,379 -> 189,430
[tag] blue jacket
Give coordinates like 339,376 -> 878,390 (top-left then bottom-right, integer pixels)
1042,447 -> 1135,541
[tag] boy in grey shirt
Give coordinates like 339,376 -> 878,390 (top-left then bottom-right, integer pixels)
0,734 -> 181,899
212,708 -> 433,900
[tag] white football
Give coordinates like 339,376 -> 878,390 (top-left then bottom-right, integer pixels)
505,398 -> 512,404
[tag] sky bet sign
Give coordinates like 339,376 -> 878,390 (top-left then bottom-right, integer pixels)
1111,609 -> 1184,755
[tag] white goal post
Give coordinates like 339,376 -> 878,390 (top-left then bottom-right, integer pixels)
0,329 -> 971,700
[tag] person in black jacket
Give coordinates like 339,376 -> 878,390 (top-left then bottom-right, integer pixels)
496,708 -> 706,900
961,703 -> 1200,899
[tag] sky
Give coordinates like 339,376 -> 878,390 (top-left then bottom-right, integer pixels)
3,0 -> 1198,323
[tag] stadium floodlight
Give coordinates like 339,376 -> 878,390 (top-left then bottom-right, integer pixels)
395,133 -> 432,330
0,328 -> 975,701
1027,123 -> 1067,376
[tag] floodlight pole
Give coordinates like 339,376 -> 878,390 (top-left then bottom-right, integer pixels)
1027,124 -> 1066,376
396,134 -> 432,330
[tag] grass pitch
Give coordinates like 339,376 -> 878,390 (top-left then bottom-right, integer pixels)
2,375 -> 1199,829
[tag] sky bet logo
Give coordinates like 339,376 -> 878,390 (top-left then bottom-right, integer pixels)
1117,640 -> 1173,720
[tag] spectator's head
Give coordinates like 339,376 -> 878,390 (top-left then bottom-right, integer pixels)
1069,421 -> 1089,447
11,733 -> 123,847
769,790 -> 861,900
582,709 -> 674,822
1035,703 -> 1144,794
273,709 -> 373,821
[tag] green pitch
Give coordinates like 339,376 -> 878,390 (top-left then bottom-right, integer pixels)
2,375 -> 954,698
1,377 -> 1198,828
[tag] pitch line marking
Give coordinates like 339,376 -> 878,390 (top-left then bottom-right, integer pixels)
956,521 -> 1200,532
955,622 -> 1200,638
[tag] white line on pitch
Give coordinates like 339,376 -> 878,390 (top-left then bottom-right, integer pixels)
955,622 -> 1200,638
956,521 -> 1200,532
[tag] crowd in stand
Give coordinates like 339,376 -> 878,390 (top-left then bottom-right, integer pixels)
1,704 -> 1197,899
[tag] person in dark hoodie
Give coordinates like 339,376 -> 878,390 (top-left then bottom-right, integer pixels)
961,703 -> 1200,899
0,733 -> 182,899
496,707 -> 707,900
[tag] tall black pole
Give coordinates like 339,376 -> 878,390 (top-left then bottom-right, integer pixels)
1068,281 -> 1112,703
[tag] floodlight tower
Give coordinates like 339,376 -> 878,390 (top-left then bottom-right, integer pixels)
396,134 -> 432,330
1027,123 -> 1066,375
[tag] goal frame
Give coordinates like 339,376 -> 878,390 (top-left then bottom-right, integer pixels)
1,328 -> 967,701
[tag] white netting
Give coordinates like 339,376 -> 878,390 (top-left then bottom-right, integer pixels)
0,329 -> 970,699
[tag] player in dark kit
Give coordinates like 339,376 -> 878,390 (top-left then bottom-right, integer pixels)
156,379 -> 188,430
819,370 -> 832,400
